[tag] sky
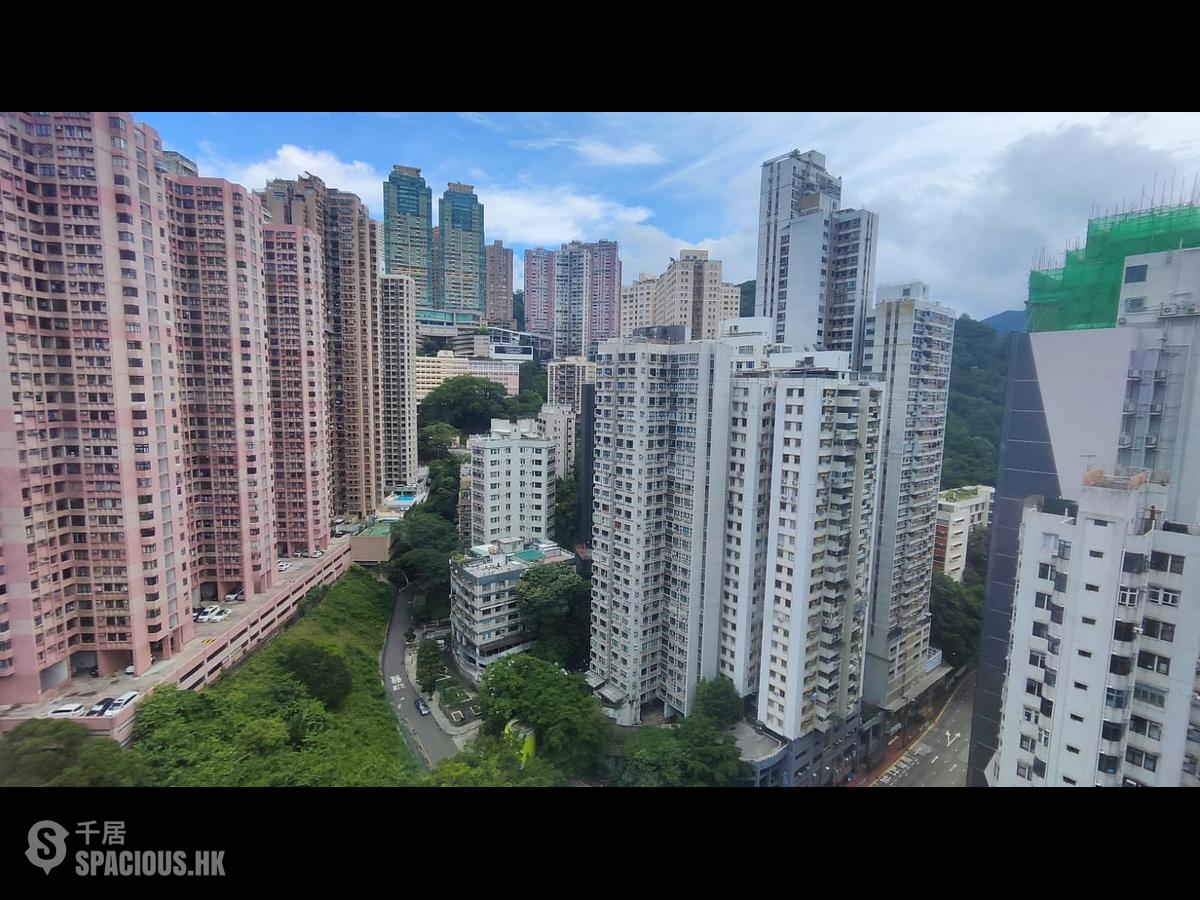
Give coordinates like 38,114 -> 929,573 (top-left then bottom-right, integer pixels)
138,111 -> 1200,320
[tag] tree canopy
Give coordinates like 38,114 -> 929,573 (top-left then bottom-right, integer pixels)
512,290 -> 525,331
478,655 -> 607,777
692,676 -> 744,729
515,563 -> 591,670
0,719 -> 146,787
278,640 -> 353,710
520,360 -> 547,401
418,423 -> 461,462
942,315 -> 1012,489
423,734 -> 564,787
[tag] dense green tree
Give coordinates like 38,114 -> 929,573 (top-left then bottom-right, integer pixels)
424,735 -> 565,786
0,719 -> 146,787
424,456 -> 463,522
929,572 -> 984,669
692,677 -> 744,728
616,705 -> 751,787
391,508 -> 459,560
418,423 -> 461,461
418,375 -> 516,435
942,315 -> 1013,489
416,640 -> 444,694
554,476 -> 580,547
512,290 -> 525,331
279,640 -> 353,709
963,524 -> 991,586
520,360 -> 547,400
478,655 -> 607,776
132,567 -> 418,786
509,389 -> 544,420
515,563 -> 591,669
619,726 -> 689,786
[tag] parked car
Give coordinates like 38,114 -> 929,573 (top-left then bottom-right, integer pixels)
124,665 -> 136,675
224,589 -> 244,603
415,698 -> 431,716
277,561 -> 292,572
194,605 -> 220,623
197,607 -> 227,624
49,703 -> 86,718
105,691 -> 139,717
207,608 -> 231,623
311,550 -> 324,559
87,698 -> 114,717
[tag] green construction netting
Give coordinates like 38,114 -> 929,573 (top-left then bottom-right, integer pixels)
1027,204 -> 1200,332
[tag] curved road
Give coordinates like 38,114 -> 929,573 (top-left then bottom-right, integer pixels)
382,583 -> 460,767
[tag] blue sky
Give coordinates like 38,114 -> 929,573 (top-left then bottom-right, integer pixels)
138,112 -> 1200,320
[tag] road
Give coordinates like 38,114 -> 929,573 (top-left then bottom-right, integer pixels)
381,582 -> 460,767
876,671 -> 975,787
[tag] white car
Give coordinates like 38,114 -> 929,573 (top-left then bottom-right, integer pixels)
277,561 -> 291,572
312,550 -> 324,559
224,589 -> 244,603
197,607 -> 229,624
193,605 -> 220,622
105,691 -> 139,717
49,703 -> 86,718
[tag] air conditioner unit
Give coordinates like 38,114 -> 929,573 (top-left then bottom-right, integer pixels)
1133,626 -> 1143,635
1162,305 -> 1177,316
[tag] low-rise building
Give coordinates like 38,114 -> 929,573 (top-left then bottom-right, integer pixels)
935,485 -> 995,581
450,540 -> 576,683
415,350 -> 519,401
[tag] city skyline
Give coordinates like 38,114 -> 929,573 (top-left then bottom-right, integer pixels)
140,112 -> 1200,320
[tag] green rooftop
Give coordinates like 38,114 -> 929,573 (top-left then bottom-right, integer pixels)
1027,203 -> 1200,333
362,523 -> 394,537
513,549 -> 545,562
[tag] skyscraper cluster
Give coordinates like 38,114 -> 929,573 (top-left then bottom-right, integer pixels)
522,240 -> 622,357
586,150 -> 956,785
0,112 -> 419,705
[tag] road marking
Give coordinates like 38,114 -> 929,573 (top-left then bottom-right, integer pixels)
930,755 -> 940,764
949,764 -> 959,773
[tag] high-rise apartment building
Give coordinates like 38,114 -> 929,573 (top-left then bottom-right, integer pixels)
754,359 -> 884,744
431,225 -> 441,312
262,175 -> 385,519
166,175 -> 276,602
382,165 -> 432,306
537,402 -> 576,479
466,419 -> 556,545
935,485 -> 994,581
438,183 -> 484,321
485,240 -> 514,328
861,283 -> 955,709
264,224 -> 330,559
651,249 -> 742,340
587,328 -> 733,719
523,247 -> 554,336
756,150 -> 877,367
327,194 -> 381,518
553,241 -> 591,359
0,112 -> 195,700
587,239 -> 621,347
546,355 -> 596,414
620,272 -> 657,336
380,274 -> 418,493
450,538 -> 575,683
972,202 -> 1200,786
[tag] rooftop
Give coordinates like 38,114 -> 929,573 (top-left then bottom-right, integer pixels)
732,721 -> 786,762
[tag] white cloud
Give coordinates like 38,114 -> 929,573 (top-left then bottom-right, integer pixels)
195,142 -> 387,217
514,137 -> 665,166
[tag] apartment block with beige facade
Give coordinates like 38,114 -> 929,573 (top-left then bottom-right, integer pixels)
0,112 -> 197,702
619,273 -> 657,336
537,403 -> 576,479
935,484 -> 994,581
380,274 -> 418,493
415,350 -> 519,402
652,250 -> 741,340
262,175 -> 383,520
264,225 -> 330,558
546,355 -> 595,415
484,239 -> 514,328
